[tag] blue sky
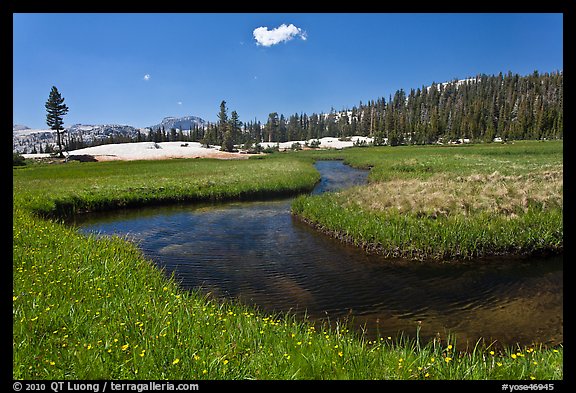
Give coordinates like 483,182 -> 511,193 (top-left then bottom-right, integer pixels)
13,13 -> 563,129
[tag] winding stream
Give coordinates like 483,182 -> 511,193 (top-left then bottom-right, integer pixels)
74,160 -> 562,347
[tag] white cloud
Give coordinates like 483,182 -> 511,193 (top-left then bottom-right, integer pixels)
253,23 -> 307,47
143,74 -> 151,81
177,101 -> 182,105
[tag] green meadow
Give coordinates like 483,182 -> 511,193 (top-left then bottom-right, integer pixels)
293,141 -> 563,260
13,156 -> 320,218
13,142 -> 563,380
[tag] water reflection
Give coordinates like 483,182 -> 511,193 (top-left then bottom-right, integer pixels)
75,161 -> 562,347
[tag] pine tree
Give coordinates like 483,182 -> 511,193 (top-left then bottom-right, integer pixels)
339,110 -> 351,138
265,113 -> 279,142
221,130 -> 234,152
45,86 -> 69,157
201,124 -> 216,148
286,113 -> 300,142
217,100 -> 229,147
229,111 -> 242,141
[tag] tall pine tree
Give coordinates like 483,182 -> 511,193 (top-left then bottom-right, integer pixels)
45,86 -> 69,157
217,100 -> 229,147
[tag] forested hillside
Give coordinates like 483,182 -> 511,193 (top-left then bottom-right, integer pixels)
238,70 -> 563,145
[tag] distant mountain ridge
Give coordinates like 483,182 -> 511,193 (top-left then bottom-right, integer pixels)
13,124 -> 30,131
13,115 -> 208,153
149,116 -> 207,131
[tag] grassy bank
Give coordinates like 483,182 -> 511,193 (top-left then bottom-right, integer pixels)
13,155 -> 320,218
13,152 -> 563,379
292,141 -> 563,260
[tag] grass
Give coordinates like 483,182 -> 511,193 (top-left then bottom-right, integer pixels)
292,141 -> 563,260
13,155 -> 320,218
13,149 -> 563,380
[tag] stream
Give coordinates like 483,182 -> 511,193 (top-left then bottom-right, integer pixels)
74,160 -> 563,347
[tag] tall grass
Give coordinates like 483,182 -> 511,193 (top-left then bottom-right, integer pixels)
292,141 -> 563,260
13,150 -> 563,380
13,206 -> 563,379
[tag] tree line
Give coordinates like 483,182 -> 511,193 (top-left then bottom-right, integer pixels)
255,70 -> 562,146
151,70 -> 563,149
46,70 -> 563,155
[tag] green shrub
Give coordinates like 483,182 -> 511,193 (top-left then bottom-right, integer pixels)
13,152 -> 26,166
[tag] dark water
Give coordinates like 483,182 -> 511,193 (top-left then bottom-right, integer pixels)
74,160 -> 563,347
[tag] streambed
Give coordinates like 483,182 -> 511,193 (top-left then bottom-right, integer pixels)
74,160 -> 562,347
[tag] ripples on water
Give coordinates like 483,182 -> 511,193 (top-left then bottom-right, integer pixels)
76,160 -> 563,347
